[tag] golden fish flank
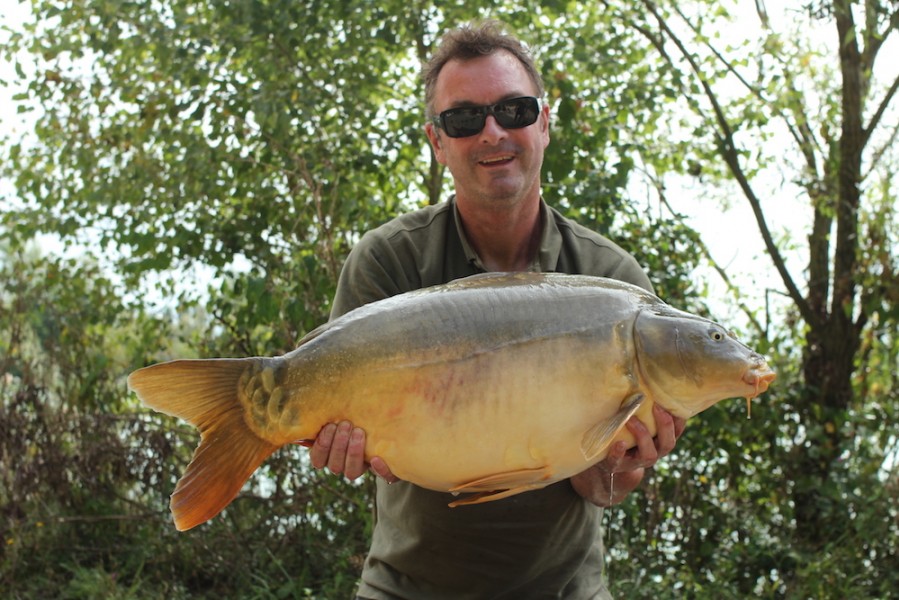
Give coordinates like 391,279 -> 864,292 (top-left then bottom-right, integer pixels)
128,272 -> 776,531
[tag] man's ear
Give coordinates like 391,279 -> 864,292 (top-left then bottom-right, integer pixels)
540,104 -> 551,147
425,122 -> 446,164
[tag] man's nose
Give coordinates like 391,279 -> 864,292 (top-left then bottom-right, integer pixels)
479,115 -> 508,144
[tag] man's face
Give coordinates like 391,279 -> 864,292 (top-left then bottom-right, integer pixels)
425,51 -> 550,209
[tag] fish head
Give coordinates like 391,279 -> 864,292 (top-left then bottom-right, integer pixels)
633,306 -> 776,418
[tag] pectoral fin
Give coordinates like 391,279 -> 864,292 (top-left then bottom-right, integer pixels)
580,392 -> 645,461
446,466 -> 553,507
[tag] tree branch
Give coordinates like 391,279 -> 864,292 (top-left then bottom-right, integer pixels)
862,73 -> 899,148
672,3 -> 824,183
860,0 -> 899,70
866,111 -> 899,177
52,512 -> 160,523
638,0 -> 820,329
648,170 -> 767,338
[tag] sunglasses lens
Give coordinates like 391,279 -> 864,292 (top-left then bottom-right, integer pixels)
493,98 -> 540,129
443,107 -> 487,138
439,97 -> 540,138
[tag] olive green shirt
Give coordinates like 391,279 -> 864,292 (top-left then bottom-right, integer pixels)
331,197 -> 652,600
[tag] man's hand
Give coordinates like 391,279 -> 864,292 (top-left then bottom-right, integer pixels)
308,421 -> 398,483
570,405 -> 686,507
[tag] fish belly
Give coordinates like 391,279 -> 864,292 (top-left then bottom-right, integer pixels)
289,333 -> 637,492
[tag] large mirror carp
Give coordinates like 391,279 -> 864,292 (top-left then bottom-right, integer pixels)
129,272 -> 775,531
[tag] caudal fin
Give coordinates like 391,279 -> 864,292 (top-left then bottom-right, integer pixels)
128,359 -> 279,531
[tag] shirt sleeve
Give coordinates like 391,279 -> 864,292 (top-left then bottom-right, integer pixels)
604,252 -> 654,294
329,229 -> 411,320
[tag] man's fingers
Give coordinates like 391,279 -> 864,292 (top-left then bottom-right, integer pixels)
309,422 -> 337,470
673,415 -> 687,439
625,416 -> 659,466
308,421 -> 400,483
370,456 -> 399,484
343,427 -> 367,481
326,421 -> 353,475
652,405 -> 677,457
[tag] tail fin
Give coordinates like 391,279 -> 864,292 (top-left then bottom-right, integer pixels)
128,359 -> 279,531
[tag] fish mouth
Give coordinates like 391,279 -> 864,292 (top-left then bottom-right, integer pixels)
742,364 -> 776,398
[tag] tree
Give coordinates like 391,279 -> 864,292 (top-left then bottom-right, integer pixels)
594,0 -> 899,595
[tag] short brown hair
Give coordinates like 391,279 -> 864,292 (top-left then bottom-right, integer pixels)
422,20 -> 544,119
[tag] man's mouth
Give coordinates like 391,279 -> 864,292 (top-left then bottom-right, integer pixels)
478,155 -> 514,166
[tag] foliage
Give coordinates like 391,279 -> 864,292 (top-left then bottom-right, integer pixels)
1,0 -> 897,598
0,244 -> 376,598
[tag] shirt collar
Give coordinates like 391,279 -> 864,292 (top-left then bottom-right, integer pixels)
450,196 -> 562,273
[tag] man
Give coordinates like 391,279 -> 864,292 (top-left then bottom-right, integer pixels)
309,21 -> 686,599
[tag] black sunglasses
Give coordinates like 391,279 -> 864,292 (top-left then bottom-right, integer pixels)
432,96 -> 542,138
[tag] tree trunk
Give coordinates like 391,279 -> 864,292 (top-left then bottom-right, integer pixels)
791,0 -> 866,550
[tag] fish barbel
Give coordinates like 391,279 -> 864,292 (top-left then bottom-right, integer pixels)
128,272 -> 775,531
